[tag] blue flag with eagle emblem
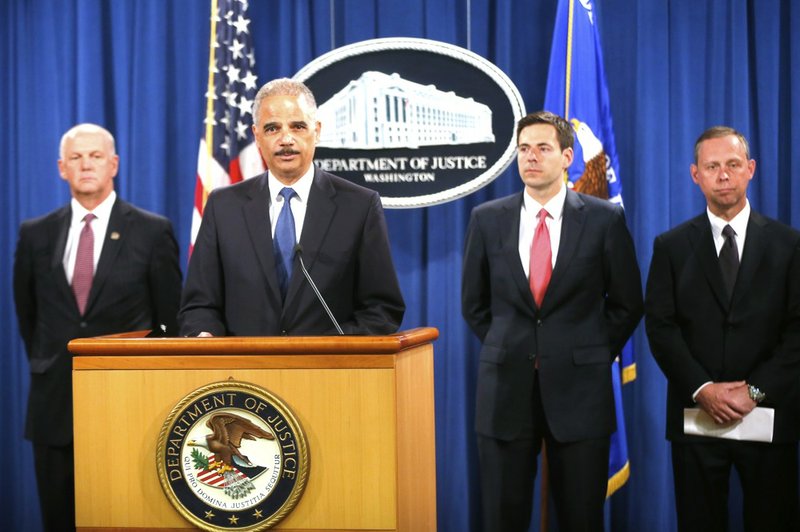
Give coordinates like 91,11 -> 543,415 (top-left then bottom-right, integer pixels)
543,0 -> 633,497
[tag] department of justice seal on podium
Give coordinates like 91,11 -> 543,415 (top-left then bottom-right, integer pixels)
156,380 -> 309,531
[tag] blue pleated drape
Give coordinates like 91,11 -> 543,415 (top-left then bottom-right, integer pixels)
2,1 -> 798,531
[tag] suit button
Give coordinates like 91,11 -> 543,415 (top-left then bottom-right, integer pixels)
528,353 -> 535,361
281,330 -> 288,336
536,319 -> 543,327
79,321 -> 88,328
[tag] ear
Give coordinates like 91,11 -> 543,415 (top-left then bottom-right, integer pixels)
57,159 -> 67,181
314,121 -> 321,143
251,124 -> 266,157
110,154 -> 120,178
561,146 -> 574,168
690,164 -> 699,185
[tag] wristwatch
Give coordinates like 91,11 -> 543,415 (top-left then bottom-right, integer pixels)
747,384 -> 766,404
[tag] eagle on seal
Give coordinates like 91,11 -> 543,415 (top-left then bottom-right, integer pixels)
570,119 -> 609,199
189,412 -> 275,469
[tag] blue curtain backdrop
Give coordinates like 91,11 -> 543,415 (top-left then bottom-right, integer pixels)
2,1 -> 798,530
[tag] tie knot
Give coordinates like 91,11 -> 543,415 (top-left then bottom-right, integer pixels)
83,213 -> 96,224
722,224 -> 735,239
279,187 -> 296,202
537,208 -> 549,222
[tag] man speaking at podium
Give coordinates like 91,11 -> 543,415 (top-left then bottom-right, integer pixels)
179,78 -> 405,337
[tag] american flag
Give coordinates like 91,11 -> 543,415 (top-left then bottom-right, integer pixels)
191,0 -> 264,251
197,465 -> 248,487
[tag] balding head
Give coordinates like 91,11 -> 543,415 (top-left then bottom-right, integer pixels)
59,123 -> 116,160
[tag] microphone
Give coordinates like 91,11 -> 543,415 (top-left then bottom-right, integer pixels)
293,244 -> 344,335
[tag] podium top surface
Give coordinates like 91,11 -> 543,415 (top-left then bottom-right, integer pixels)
69,327 -> 439,357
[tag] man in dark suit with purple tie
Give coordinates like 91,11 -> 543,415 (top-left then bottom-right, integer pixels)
179,78 -> 404,337
462,111 -> 643,531
13,123 -> 182,531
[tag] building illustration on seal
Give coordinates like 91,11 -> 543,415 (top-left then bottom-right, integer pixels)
317,71 -> 495,149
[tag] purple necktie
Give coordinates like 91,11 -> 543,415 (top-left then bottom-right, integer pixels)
72,213 -> 96,315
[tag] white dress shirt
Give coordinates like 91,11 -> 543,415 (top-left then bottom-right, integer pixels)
707,200 -> 750,261
268,166 -> 315,241
518,184 -> 567,278
693,199 -> 751,400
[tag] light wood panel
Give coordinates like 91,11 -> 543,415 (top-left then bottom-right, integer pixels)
72,328 -> 438,531
395,343 -> 437,531
74,368 -> 396,529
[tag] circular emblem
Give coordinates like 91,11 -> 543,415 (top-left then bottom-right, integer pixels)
295,37 -> 525,208
156,381 -> 309,531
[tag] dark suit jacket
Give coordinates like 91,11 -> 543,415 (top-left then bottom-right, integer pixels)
13,198 -> 182,445
179,169 -> 405,336
645,210 -> 800,443
462,189 -> 643,442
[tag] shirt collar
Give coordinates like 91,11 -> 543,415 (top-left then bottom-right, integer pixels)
706,199 -> 750,239
268,165 -> 315,204
70,190 -> 117,225
523,182 -> 567,220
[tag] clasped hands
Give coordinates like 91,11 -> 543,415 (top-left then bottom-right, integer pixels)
695,381 -> 756,425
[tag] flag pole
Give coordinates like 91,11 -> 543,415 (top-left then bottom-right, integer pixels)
202,0 -> 218,211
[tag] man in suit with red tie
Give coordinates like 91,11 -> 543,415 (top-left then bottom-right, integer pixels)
645,126 -> 800,531
462,111 -> 643,531
13,123 -> 182,531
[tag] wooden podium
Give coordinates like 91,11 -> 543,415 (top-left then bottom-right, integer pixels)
70,327 -> 438,531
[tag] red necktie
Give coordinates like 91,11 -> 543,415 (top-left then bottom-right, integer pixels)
72,213 -> 96,315
529,208 -> 552,308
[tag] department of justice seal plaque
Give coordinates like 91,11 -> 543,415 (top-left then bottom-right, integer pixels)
156,381 -> 309,531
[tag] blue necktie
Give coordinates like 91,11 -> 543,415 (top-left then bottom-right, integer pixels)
273,187 -> 297,300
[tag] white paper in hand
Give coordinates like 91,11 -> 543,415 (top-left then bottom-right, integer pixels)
683,407 -> 774,442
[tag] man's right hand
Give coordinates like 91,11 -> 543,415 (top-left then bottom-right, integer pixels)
695,381 -> 755,424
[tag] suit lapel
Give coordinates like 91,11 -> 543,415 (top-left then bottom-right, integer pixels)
242,176 -> 283,304
50,205 -> 75,308
498,193 -> 537,310
86,199 -> 130,313
731,212 -> 766,308
687,215 -> 730,309
548,190 -> 585,300
285,169 -> 336,305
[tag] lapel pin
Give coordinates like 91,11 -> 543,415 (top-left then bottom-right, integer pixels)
110,232 -> 121,240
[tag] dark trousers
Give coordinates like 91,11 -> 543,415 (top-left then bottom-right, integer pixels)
672,440 -> 799,532
33,443 -> 75,532
477,373 -> 611,532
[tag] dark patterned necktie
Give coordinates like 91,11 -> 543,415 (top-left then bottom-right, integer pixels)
273,188 -> 297,300
72,213 -> 96,315
719,224 -> 739,298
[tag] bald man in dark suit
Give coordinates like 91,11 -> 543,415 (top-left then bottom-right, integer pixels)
13,123 -> 181,531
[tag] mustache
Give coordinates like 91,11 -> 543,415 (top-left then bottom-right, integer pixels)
275,148 -> 301,156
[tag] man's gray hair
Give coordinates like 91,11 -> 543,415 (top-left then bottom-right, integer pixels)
59,123 -> 116,159
693,125 -> 751,163
251,78 -> 318,123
